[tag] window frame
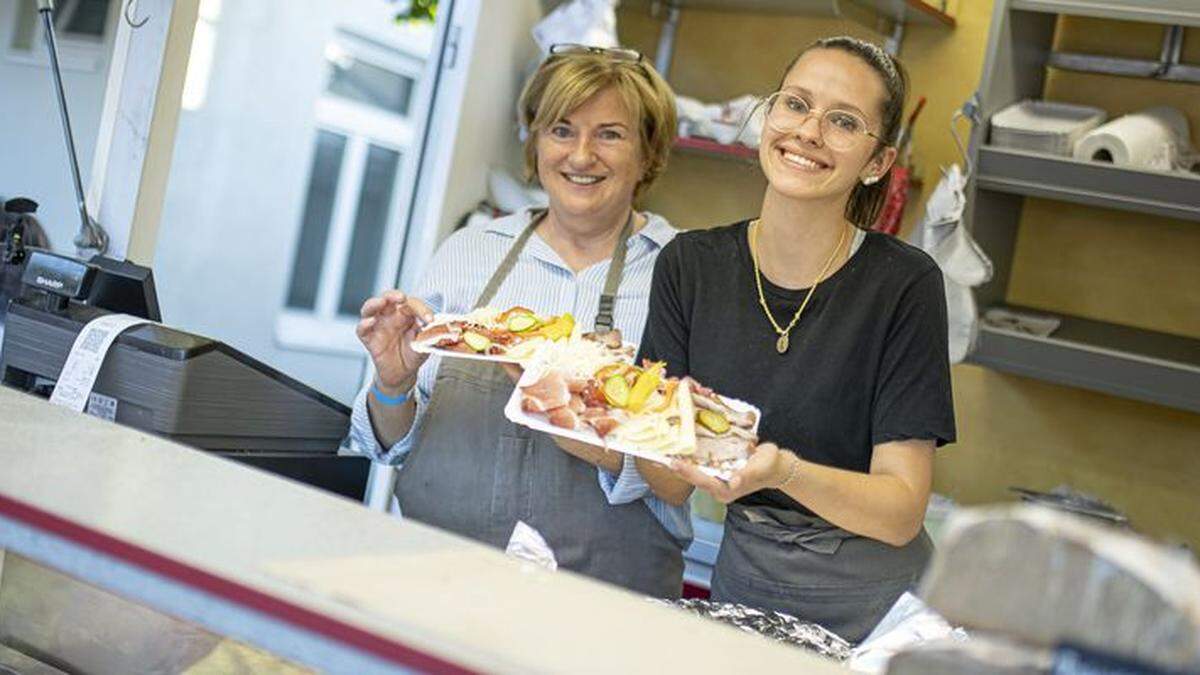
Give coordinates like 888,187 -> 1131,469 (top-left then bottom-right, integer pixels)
275,30 -> 423,357
3,0 -> 119,72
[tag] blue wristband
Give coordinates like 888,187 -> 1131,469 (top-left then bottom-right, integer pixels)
371,383 -> 413,406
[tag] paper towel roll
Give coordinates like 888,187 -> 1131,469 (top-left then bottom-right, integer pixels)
1073,106 -> 1192,171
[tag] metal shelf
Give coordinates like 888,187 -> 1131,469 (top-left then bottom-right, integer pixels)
1010,0 -> 1200,27
626,0 -> 955,27
969,306 -> 1200,413
975,146 -> 1200,223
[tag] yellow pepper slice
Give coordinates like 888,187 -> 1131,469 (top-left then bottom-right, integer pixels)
626,362 -> 664,413
531,313 -> 575,341
595,363 -> 630,382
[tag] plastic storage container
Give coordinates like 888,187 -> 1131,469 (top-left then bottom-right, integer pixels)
989,100 -> 1106,156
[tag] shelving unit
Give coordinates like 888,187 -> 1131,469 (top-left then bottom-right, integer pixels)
964,0 -> 1200,413
1009,0 -> 1200,27
633,0 -> 955,80
629,0 -> 955,27
653,1 -> 955,173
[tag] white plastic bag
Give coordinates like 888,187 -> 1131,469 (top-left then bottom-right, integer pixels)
532,0 -> 619,56
848,592 -> 966,673
676,94 -> 763,146
909,164 -> 992,363
505,521 -> 558,571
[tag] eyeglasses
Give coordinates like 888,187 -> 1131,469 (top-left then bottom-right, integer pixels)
759,91 -> 885,151
549,43 -> 644,64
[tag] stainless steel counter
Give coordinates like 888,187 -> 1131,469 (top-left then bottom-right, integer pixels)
0,386 -> 845,673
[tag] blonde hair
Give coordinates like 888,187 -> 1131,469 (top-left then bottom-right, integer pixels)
518,51 -> 677,200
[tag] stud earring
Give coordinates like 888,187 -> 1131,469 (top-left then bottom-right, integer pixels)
862,175 -> 880,185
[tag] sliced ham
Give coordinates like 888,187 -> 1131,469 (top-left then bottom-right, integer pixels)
580,383 -> 606,408
727,425 -> 757,441
415,323 -> 459,344
522,396 -> 550,414
585,415 -> 622,438
520,370 -> 572,411
696,435 -> 754,463
581,406 -> 623,438
547,406 -> 580,430
567,394 -> 586,414
681,376 -> 715,399
584,329 -> 624,350
691,387 -> 756,428
482,326 -> 515,345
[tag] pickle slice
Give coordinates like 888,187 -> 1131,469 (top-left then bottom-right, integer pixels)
462,331 -> 492,353
696,409 -> 730,434
506,313 -> 537,332
603,374 -> 631,408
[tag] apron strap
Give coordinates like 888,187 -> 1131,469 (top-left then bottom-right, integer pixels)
473,210 -> 546,309
594,211 -> 635,332
473,209 -> 637,334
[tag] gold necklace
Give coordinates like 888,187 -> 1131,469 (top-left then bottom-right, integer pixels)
750,220 -> 848,354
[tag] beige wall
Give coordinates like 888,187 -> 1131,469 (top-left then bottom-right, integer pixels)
617,2 -> 1200,547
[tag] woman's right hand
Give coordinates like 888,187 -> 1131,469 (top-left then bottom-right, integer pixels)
356,290 -> 434,391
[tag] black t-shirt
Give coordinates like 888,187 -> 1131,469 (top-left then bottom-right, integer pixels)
637,220 -> 956,513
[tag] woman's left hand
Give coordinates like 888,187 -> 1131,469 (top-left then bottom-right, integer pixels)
671,443 -> 795,504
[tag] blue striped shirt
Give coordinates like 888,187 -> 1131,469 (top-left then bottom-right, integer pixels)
348,208 -> 692,547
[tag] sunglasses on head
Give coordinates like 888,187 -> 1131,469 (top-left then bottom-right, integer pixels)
549,43 -> 644,63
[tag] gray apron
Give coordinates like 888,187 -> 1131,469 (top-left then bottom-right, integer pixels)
710,503 -> 932,643
395,212 -> 683,598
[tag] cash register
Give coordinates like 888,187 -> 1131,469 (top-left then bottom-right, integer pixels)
0,250 -> 368,500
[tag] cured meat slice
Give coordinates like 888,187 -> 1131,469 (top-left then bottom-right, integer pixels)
566,377 -> 592,394
520,371 -> 571,411
697,435 -> 754,463
416,323 -> 459,344
567,393 -> 587,414
547,406 -> 580,430
691,387 -> 756,428
584,415 -> 622,438
583,329 -> 624,350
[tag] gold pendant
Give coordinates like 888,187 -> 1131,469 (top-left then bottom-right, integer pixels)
776,333 -> 789,354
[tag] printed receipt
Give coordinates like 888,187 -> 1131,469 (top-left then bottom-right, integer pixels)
49,313 -> 151,413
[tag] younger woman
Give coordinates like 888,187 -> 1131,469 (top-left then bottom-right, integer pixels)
640,37 -> 955,640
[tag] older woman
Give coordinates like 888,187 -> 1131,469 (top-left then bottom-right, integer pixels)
349,45 -> 688,597
641,36 -> 956,639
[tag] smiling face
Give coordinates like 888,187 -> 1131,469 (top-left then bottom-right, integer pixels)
759,48 -> 896,205
536,86 -> 645,223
